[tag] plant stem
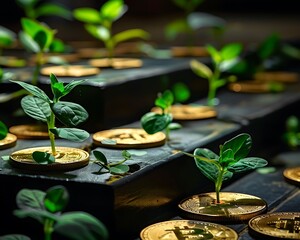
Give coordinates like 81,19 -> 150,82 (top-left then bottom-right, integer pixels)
44,218 -> 54,240
48,111 -> 56,156
215,167 -> 224,204
32,52 -> 43,86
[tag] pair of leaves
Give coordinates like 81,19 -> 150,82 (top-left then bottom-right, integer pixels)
192,133 -> 268,183
0,121 -> 8,140
13,186 -> 108,240
16,0 -> 72,20
141,90 -> 177,135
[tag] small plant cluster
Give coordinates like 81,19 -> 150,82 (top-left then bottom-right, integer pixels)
190,43 -> 242,106
283,115 -> 300,150
0,121 -> 8,140
141,89 -> 181,140
73,0 -> 149,59
0,185 -> 108,240
11,73 -> 89,164
183,133 -> 268,203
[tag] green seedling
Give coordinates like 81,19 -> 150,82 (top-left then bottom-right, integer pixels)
182,133 -> 268,203
165,0 -> 225,45
229,33 -> 300,79
73,0 -> 149,59
190,43 -> 242,106
16,0 -> 72,20
11,73 -> 89,164
0,185 -> 108,240
93,150 -> 131,175
141,89 -> 181,140
0,26 -> 16,55
283,115 -> 300,150
0,121 -> 8,140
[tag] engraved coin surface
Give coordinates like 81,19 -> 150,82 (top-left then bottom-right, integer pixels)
10,146 -> 89,171
140,219 -> 238,240
178,192 -> 267,222
9,124 -> 49,139
89,58 -> 142,69
283,167 -> 300,186
40,65 -> 100,77
152,105 -> 217,120
93,128 -> 166,149
248,212 -> 300,239
0,133 -> 17,150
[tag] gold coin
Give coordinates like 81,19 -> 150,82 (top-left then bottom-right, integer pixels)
152,105 -> 217,120
10,146 -> 89,171
254,71 -> 299,83
178,192 -> 267,222
40,65 -> 100,77
89,58 -> 143,69
9,124 -> 49,140
171,46 -> 209,57
140,219 -> 238,240
93,128 -> 166,149
248,212 -> 300,239
228,81 -> 271,93
0,133 -> 17,150
283,167 -> 300,186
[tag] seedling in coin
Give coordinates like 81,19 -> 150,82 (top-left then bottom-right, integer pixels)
182,133 -> 268,203
190,43 -> 242,106
11,73 -> 89,164
141,89 -> 181,140
0,121 -> 8,140
2,185 -> 108,240
73,0 -> 149,59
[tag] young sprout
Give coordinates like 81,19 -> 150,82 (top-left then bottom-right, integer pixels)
283,115 -> 300,150
165,0 -> 225,46
0,121 -> 8,140
73,0 -> 149,59
183,133 -> 268,203
190,43 -> 242,106
16,0 -> 72,20
141,89 -> 181,140
11,73 -> 89,163
8,185 -> 109,240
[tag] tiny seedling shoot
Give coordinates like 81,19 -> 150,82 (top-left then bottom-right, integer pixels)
183,133 -> 268,203
2,185 -> 108,240
190,43 -> 242,106
0,121 -> 8,140
11,73 -> 89,164
141,89 -> 181,140
73,0 -> 149,59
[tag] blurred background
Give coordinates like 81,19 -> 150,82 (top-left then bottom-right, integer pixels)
1,0 -> 300,48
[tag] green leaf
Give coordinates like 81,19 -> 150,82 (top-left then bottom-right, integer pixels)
14,209 -> 57,224
100,139 -> 117,145
155,90 -> 174,110
50,73 -> 64,99
206,44 -> 221,64
0,121 -> 8,140
50,128 -> 89,142
257,34 -> 280,60
112,29 -> 150,46
221,133 -> 252,162
228,157 -> 268,173
219,148 -> 234,166
16,189 -> 45,211
35,3 -> 73,20
19,31 -> 40,53
190,59 -> 212,79
44,185 -> 69,213
0,234 -> 31,240
141,112 -> 172,134
49,38 -> 66,53
32,151 -> 55,164
52,101 -> 88,127
220,43 -> 242,60
164,19 -> 190,40
10,80 -> 50,103
93,151 -> 108,165
0,26 -> 16,48
63,79 -> 87,97
54,212 -> 109,240
172,82 -> 190,103
73,8 -> 101,24
21,96 -> 51,122
188,12 -> 226,30
127,150 -> 147,156
219,58 -> 240,72
122,150 -> 131,160
168,122 -> 182,130
34,30 -> 48,50
85,24 -> 110,41
100,0 -> 126,22
110,164 -> 129,174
